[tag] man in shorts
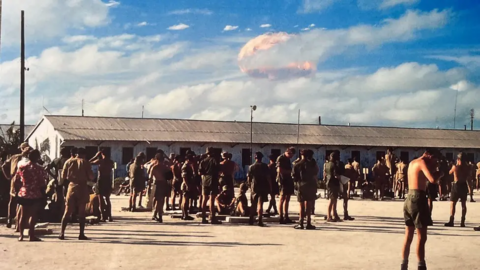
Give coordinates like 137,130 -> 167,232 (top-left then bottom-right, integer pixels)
265,154 -> 279,215
129,153 -> 146,212
372,158 -> 389,200
292,149 -> 318,230
325,152 -> 340,222
90,148 -> 114,222
170,156 -> 183,211
247,152 -> 271,227
395,158 -> 408,199
59,148 -> 94,240
402,148 -> 442,270
149,152 -> 169,223
181,154 -> 195,220
199,147 -> 221,224
276,147 -> 296,224
444,152 -> 470,227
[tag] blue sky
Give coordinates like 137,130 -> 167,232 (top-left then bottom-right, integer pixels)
0,0 -> 479,129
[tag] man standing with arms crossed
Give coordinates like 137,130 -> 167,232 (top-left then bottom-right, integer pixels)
402,148 -> 442,270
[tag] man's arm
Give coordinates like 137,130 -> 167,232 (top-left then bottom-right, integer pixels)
449,165 -> 456,175
420,160 -> 437,184
1,160 -> 11,179
89,152 -> 101,163
61,160 -> 70,181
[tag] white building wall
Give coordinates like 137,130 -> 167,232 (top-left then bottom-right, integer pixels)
27,119 -> 60,164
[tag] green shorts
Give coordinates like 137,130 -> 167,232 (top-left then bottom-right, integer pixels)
404,190 -> 432,229
450,182 -> 468,202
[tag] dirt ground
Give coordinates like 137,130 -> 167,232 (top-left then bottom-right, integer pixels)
1,193 -> 480,270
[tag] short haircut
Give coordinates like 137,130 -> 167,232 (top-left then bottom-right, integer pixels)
70,147 -> 78,156
347,158 -> 353,164
268,154 -> 276,161
77,148 -> 86,156
29,149 -> 41,161
303,149 -> 314,159
286,147 -> 296,154
255,152 -> 264,160
186,154 -> 194,161
425,148 -> 441,158
206,147 -> 214,154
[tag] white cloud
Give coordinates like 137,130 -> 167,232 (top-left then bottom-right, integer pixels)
168,23 -> 190,30
240,9 -> 450,71
246,28 -> 252,31
427,55 -> 480,69
380,0 -> 419,9
62,35 -> 97,44
309,24 -> 316,27
1,0 -> 111,46
358,0 -> 419,10
105,0 -> 120,7
450,80 -> 474,92
168,9 -> 213,15
223,25 -> 239,31
301,28 -> 311,31
260,24 -> 272,28
299,0 -> 336,13
137,21 -> 148,27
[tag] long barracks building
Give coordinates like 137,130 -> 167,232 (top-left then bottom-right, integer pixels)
26,115 -> 480,179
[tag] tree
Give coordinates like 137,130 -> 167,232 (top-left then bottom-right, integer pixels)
0,122 -> 22,158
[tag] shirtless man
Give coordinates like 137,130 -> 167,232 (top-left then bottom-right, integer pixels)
129,153 -> 146,212
170,156 -> 183,211
372,158 -> 389,200
180,154 -> 195,220
385,148 -> 397,193
467,161 -> 476,203
59,148 -> 94,240
149,152 -> 169,223
324,152 -> 340,222
395,158 -> 408,199
220,152 -> 236,199
402,148 -> 441,270
276,147 -> 296,224
444,153 -> 470,227
90,148 -> 115,222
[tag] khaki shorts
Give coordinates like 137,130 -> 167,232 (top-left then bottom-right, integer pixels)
66,186 -> 89,217
404,190 -> 432,229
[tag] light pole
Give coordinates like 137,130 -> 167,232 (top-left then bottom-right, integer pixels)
250,105 -> 257,164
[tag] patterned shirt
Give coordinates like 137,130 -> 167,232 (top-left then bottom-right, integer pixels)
17,161 -> 47,199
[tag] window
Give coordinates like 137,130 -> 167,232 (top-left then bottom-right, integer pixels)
242,149 -> 251,167
400,151 -> 409,163
146,147 -> 157,161
351,151 -> 360,162
376,151 -> 385,162
122,147 -> 134,164
271,149 -> 281,160
85,146 -> 98,160
446,153 -> 453,162
180,147 -> 191,157
467,153 -> 475,163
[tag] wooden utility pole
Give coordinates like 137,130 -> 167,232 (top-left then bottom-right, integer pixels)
20,10 -> 25,141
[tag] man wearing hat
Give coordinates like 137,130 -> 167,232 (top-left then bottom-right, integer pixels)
292,149 -> 318,230
220,152 -> 236,199
2,142 -> 31,229
199,147 -> 221,224
215,185 -> 234,215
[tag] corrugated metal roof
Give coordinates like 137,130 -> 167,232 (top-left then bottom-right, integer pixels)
0,124 -> 35,137
37,115 -> 480,149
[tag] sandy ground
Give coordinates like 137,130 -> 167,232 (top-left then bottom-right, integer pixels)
1,193 -> 480,270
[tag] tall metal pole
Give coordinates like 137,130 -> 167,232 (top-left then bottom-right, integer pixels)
453,88 -> 458,129
81,99 -> 84,116
250,108 -> 253,164
20,10 -> 25,142
296,109 -> 300,145
142,105 -> 144,118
